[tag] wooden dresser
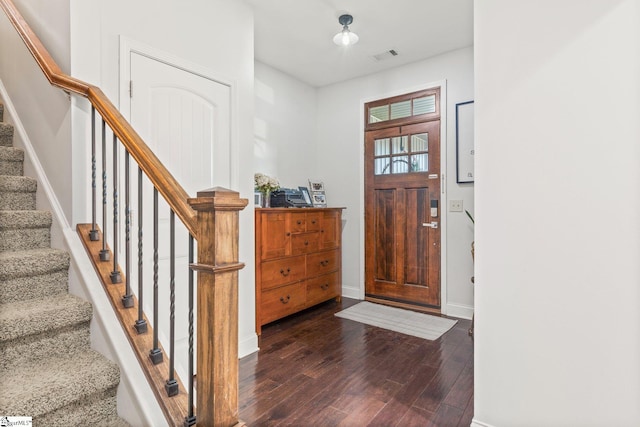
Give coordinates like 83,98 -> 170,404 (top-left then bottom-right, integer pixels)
255,207 -> 344,335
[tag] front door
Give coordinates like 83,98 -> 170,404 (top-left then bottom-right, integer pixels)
364,119 -> 441,309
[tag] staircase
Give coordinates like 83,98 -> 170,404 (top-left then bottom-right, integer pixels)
0,103 -> 129,426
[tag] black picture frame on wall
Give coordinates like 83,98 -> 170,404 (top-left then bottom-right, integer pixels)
456,100 -> 475,183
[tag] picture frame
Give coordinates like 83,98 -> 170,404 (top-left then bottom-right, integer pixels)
298,186 -> 313,207
308,179 -> 327,207
308,180 -> 325,192
456,100 -> 475,183
312,192 -> 327,207
254,191 -> 263,207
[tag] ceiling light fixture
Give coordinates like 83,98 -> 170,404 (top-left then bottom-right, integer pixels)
333,14 -> 359,46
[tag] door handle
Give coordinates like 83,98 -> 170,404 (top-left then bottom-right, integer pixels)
422,221 -> 438,229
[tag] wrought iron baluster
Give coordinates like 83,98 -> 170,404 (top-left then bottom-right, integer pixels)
149,188 -> 163,364
185,234 -> 196,426
89,106 -> 99,241
135,166 -> 147,333
99,120 -> 110,262
110,134 -> 122,283
165,209 -> 178,397
122,151 -> 133,306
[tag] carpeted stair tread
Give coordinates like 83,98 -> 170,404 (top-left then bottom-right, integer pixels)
0,175 -> 36,210
0,247 -> 69,280
0,323 -> 90,372
1,268 -> 68,304
0,174 -> 36,192
0,146 -> 23,161
0,146 -> 24,176
0,122 -> 13,147
0,349 -> 121,420
0,210 -> 52,251
0,293 -> 92,342
0,210 -> 51,229
36,391 -> 130,427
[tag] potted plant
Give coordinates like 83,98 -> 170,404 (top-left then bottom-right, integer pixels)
254,173 -> 280,208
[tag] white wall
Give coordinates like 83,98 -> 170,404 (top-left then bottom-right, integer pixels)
474,0 -> 640,426
254,61 -> 318,188
69,0 -> 257,359
317,47 -> 475,314
0,0 -> 73,221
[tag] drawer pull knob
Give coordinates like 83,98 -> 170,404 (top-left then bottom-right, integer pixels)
304,241 -> 309,246
312,220 -> 317,224
297,220 -> 302,224
286,232 -> 291,237
280,268 -> 291,276
321,283 -> 329,290
280,295 -> 291,304
320,260 -> 330,266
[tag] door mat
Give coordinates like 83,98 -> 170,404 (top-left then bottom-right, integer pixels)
335,301 -> 457,340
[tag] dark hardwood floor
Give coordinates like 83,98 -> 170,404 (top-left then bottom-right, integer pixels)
239,298 -> 474,426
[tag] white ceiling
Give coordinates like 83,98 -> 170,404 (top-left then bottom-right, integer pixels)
245,0 -> 474,87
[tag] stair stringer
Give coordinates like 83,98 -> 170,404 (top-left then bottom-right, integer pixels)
0,80 -> 168,427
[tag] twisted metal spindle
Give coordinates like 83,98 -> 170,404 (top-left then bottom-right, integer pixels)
110,134 -> 122,283
184,234 -> 196,426
122,151 -> 133,306
134,166 -> 147,333
89,106 -> 99,241
149,188 -> 163,364
165,209 -> 178,397
99,120 -> 110,262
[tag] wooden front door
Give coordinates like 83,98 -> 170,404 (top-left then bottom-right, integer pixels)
365,120 -> 441,309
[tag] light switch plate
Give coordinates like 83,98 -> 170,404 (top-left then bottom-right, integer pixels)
449,200 -> 463,212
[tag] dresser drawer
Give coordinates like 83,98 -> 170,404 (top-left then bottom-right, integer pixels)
290,212 -> 322,232
306,249 -> 339,277
261,255 -> 306,290
290,212 -> 307,232
261,282 -> 306,325
306,272 -> 339,306
305,213 -> 322,231
291,232 -> 320,255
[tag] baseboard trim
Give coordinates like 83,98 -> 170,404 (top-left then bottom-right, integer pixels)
471,419 -> 495,427
239,333 -> 259,358
446,303 -> 474,320
341,285 -> 361,300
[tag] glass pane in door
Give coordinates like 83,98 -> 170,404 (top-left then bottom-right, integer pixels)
392,136 -> 408,154
375,158 -> 390,175
411,133 -> 428,152
375,138 -> 390,155
411,154 -> 428,172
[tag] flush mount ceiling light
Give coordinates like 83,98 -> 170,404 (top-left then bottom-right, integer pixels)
333,14 -> 359,46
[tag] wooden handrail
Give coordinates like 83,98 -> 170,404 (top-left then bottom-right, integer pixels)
2,3 -> 249,426
0,0 -> 197,237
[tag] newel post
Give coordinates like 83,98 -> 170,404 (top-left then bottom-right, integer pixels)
188,187 -> 248,427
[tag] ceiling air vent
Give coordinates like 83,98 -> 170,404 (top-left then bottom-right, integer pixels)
372,49 -> 399,61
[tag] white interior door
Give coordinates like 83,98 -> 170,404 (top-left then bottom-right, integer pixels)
130,52 -> 231,192
128,51 -> 231,380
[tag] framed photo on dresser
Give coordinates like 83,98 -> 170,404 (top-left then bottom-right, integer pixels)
308,179 -> 327,207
